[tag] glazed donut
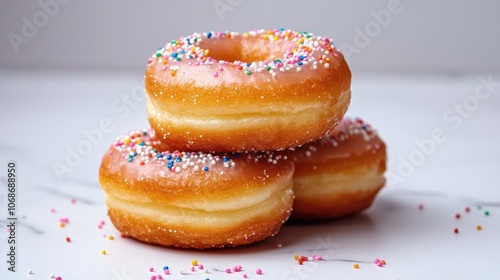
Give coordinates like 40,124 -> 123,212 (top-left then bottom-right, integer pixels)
286,117 -> 386,222
98,129 -> 294,249
145,29 -> 351,152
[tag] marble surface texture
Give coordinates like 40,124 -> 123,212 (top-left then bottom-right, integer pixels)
0,70 -> 499,280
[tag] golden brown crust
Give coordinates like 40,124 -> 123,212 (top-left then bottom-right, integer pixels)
286,118 -> 387,222
98,129 -> 295,248
144,30 -> 351,152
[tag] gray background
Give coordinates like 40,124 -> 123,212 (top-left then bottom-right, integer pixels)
1,0 -> 499,73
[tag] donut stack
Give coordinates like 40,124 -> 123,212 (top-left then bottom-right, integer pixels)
99,29 -> 386,249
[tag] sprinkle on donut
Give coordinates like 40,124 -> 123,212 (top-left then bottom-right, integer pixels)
111,129 -> 288,173
147,29 -> 338,78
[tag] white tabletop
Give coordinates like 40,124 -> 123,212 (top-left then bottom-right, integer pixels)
1,69 -> 499,280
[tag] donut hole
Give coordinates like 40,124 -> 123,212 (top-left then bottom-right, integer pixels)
199,36 -> 290,64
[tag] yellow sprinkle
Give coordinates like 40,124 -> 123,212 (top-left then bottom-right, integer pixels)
162,59 -> 167,65
59,223 -> 65,228
204,49 -> 209,55
325,57 -> 330,62
263,35 -> 269,40
101,250 -> 107,255
353,263 -> 359,269
293,255 -> 299,260
477,225 -> 483,231
243,33 -> 248,38
108,235 -> 114,240
191,259 -> 198,266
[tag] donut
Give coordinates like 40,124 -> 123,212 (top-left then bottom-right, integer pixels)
286,117 -> 386,222
98,129 -> 295,249
145,29 -> 351,152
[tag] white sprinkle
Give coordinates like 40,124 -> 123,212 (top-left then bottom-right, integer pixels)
175,166 -> 181,173
324,63 -> 330,68
194,165 -> 199,171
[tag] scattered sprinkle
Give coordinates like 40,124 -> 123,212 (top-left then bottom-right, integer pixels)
353,263 -> 359,269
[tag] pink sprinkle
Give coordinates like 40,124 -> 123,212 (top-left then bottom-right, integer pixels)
59,217 -> 69,224
225,268 -> 231,273
374,258 -> 380,264
147,58 -> 153,64
256,268 -> 262,275
376,261 -> 383,267
55,277 -> 62,280
191,266 -> 195,271
219,66 -> 224,71
312,254 -> 322,261
71,198 -> 76,204
149,267 -> 154,272
150,276 -> 157,280
243,274 -> 248,278
157,275 -> 162,279
233,265 -> 242,272
164,270 -> 170,275
198,264 -> 204,269
213,72 -> 219,77
50,208 -> 56,213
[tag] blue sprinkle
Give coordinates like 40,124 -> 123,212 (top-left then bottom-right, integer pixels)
223,157 -> 229,162
233,153 -> 239,158
166,155 -> 172,160
203,167 -> 209,172
128,158 -> 133,162
180,50 -> 185,54
157,154 -> 162,159
207,32 -> 212,38
175,157 -> 182,162
247,63 -> 251,67
163,266 -> 169,270
139,142 -> 145,146
170,53 -> 178,58
186,38 -> 191,45
297,61 -> 303,66
361,125 -> 367,130
133,152 -> 137,156
279,28 -> 285,31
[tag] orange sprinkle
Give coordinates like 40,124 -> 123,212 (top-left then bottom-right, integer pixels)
353,263 -> 359,269
381,260 -> 386,265
192,259 -> 198,266
293,255 -> 299,261
108,235 -> 114,240
477,225 -> 482,231
59,223 -> 65,228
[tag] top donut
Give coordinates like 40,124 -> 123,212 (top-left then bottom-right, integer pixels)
145,29 -> 351,152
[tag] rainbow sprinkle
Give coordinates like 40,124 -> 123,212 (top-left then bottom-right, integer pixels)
147,29 -> 339,78
111,129 -> 288,173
